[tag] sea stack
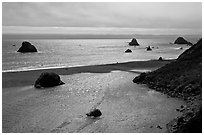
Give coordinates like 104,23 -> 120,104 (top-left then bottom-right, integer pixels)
125,49 -> 132,53
17,41 -> 38,53
174,37 -> 192,45
146,46 -> 152,51
129,38 -> 139,46
34,72 -> 65,88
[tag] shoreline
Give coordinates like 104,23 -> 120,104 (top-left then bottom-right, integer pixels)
3,60 -> 172,88
2,59 -> 175,73
2,60 -> 185,133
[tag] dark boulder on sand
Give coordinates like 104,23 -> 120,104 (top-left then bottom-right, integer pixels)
34,72 -> 65,88
129,38 -> 139,46
125,49 -> 132,53
174,37 -> 192,45
17,41 -> 38,53
86,108 -> 102,118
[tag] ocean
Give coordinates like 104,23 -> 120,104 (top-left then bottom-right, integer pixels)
2,36 -> 199,72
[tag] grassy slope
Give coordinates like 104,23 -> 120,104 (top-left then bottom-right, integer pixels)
133,39 -> 202,133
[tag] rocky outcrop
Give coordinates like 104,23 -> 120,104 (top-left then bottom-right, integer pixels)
177,39 -> 201,61
125,49 -> 132,53
146,46 -> 152,51
17,41 -> 38,53
174,37 -> 192,45
86,108 -> 102,118
133,39 -> 202,133
129,38 -> 139,46
158,57 -> 163,61
34,72 -> 65,88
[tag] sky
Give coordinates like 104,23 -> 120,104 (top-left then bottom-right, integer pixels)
2,2 -> 202,35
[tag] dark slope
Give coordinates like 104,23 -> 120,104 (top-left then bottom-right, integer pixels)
133,39 -> 202,133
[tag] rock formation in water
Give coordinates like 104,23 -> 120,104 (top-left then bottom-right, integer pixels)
174,37 -> 192,45
146,46 -> 152,51
86,108 -> 102,118
133,39 -> 202,133
129,38 -> 139,46
125,49 -> 132,53
17,41 -> 38,53
158,57 -> 163,61
34,72 -> 65,88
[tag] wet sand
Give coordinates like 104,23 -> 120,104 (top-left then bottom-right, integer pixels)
2,60 -> 172,88
2,60 -> 185,133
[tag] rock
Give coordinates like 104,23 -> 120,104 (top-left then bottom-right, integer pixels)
86,108 -> 102,118
34,72 -> 65,88
176,108 -> 180,112
157,125 -> 162,129
17,41 -> 38,53
174,37 -> 192,45
158,57 -> 163,61
146,46 -> 152,51
133,72 -> 147,83
125,49 -> 132,53
129,38 -> 139,46
133,39 -> 202,133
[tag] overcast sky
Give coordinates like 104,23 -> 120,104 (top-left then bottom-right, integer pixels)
2,2 -> 202,35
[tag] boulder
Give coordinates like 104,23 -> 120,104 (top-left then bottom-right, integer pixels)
34,72 -> 65,88
146,46 -> 152,51
86,108 -> 102,118
125,49 -> 132,53
17,41 -> 38,53
129,38 -> 139,46
174,37 -> 192,45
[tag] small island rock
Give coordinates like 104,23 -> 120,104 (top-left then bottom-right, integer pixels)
17,41 -> 38,53
34,72 -> 65,88
146,46 -> 152,51
129,38 -> 139,46
125,49 -> 132,53
174,37 -> 192,45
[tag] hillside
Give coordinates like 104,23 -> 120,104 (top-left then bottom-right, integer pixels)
133,39 -> 202,133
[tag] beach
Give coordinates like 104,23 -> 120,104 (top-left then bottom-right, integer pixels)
2,60 -> 186,133
2,2 -> 202,133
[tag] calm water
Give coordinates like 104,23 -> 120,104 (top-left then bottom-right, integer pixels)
2,37 -> 198,72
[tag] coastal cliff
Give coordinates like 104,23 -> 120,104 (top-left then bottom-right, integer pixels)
133,39 -> 202,133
